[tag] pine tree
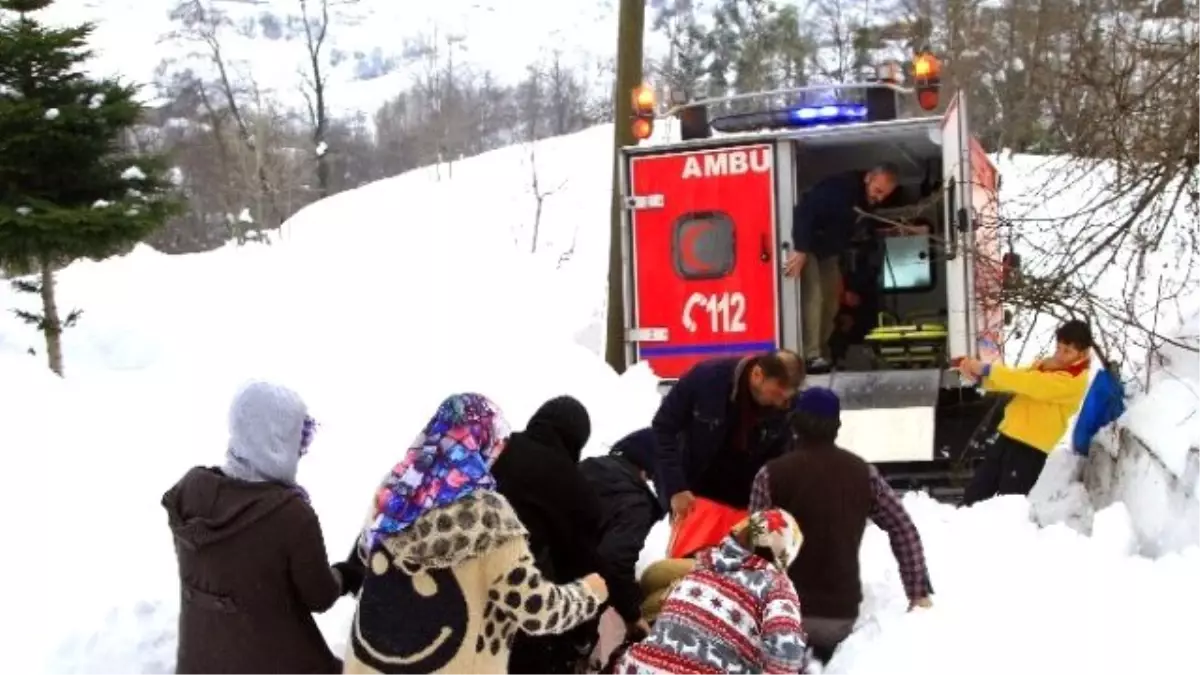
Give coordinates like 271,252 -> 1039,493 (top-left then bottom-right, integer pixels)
705,0 -> 813,108
652,1 -> 710,101
0,0 -> 181,375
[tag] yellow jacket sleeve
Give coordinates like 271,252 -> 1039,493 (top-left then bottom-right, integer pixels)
984,363 -> 1087,404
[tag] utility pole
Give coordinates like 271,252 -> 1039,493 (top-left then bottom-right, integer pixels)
605,0 -> 646,373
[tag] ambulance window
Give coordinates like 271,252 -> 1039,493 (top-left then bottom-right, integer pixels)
880,235 -> 933,291
673,212 -> 736,280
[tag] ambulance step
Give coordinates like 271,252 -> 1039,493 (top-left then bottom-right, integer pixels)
805,369 -> 943,411
876,460 -> 974,505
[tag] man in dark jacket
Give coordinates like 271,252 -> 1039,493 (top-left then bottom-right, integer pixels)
652,350 -> 804,558
784,164 -> 900,373
579,428 -> 666,639
491,395 -> 607,674
749,387 -> 933,665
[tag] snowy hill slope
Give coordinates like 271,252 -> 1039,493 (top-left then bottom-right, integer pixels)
0,124 -> 1197,673
0,125 -> 617,370
34,0 -> 620,114
4,126 -> 1194,428
0,125 -> 658,673
38,0 -> 921,118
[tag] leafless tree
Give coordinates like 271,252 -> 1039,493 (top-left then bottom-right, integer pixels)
298,0 -> 357,198
543,50 -> 589,137
885,0 -> 1199,382
168,0 -> 281,227
138,8 -> 609,255
397,27 -> 470,180
524,141 -> 568,254
148,68 -> 244,250
811,0 -> 859,83
1011,3 -> 1196,370
583,55 -> 617,123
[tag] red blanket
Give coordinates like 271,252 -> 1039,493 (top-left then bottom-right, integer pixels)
667,497 -> 748,559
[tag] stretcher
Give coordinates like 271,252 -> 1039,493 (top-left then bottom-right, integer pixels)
864,311 -> 949,369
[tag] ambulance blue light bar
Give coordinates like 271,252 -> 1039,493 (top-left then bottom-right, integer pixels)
708,102 -> 869,133
787,103 -> 868,126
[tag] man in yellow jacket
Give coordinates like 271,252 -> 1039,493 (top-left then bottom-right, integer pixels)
956,320 -> 1093,506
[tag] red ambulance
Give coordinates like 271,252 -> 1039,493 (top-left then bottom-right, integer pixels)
618,54 -> 1013,498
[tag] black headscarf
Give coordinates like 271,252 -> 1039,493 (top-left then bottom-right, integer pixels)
523,395 -> 592,462
490,395 -> 601,580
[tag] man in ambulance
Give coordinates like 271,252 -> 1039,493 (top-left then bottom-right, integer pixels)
955,319 -> 1094,505
650,350 -> 804,559
784,163 -> 901,374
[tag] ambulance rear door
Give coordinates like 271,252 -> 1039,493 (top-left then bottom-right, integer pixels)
941,91 -> 977,360
624,143 -> 781,380
969,137 -> 1004,362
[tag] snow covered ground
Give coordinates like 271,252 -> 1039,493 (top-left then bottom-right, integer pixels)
1,125 -> 1197,673
35,0 -> 621,114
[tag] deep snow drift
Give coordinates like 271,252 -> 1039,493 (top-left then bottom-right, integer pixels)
988,152 -> 1199,555
1,125 -> 1197,674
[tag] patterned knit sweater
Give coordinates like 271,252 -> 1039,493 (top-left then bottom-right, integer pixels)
344,491 -> 606,675
615,538 -> 808,674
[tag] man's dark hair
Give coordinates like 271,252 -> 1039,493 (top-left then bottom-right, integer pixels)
789,411 -> 841,444
871,162 -> 901,179
757,349 -> 805,388
1056,319 -> 1094,350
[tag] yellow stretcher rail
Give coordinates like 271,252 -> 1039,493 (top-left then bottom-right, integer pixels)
864,312 -> 948,367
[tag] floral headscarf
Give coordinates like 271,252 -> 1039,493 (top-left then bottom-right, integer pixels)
733,508 -> 804,571
359,393 -> 511,556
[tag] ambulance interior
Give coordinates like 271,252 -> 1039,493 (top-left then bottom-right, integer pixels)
787,124 -> 1000,483
660,93 -> 998,483
790,122 -> 949,373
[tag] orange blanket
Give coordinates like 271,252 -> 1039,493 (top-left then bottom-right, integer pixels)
667,497 -> 748,559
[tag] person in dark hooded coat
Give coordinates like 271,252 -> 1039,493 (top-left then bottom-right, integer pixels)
490,395 -> 606,674
578,428 -> 665,638
161,381 -> 364,674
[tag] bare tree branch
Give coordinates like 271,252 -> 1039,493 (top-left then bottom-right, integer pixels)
298,0 -> 355,197
169,0 -> 281,227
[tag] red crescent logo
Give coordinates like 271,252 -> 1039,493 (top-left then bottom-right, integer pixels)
681,221 -> 716,274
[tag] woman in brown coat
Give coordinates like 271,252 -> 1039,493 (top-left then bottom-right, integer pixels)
162,381 -> 363,674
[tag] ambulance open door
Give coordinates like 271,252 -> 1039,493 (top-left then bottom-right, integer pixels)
941,91 -> 978,360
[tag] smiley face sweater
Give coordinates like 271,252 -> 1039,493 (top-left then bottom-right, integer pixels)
344,491 -> 606,675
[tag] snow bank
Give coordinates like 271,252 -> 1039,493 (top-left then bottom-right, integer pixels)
829,494 -> 1200,674
0,127 -> 656,673
1085,432 -> 1199,557
996,151 -> 1198,556
1117,306 -> 1200,477
2,123 -> 1196,674
635,489 -> 1200,674
1029,305 -> 1199,555
1082,306 -> 1200,556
